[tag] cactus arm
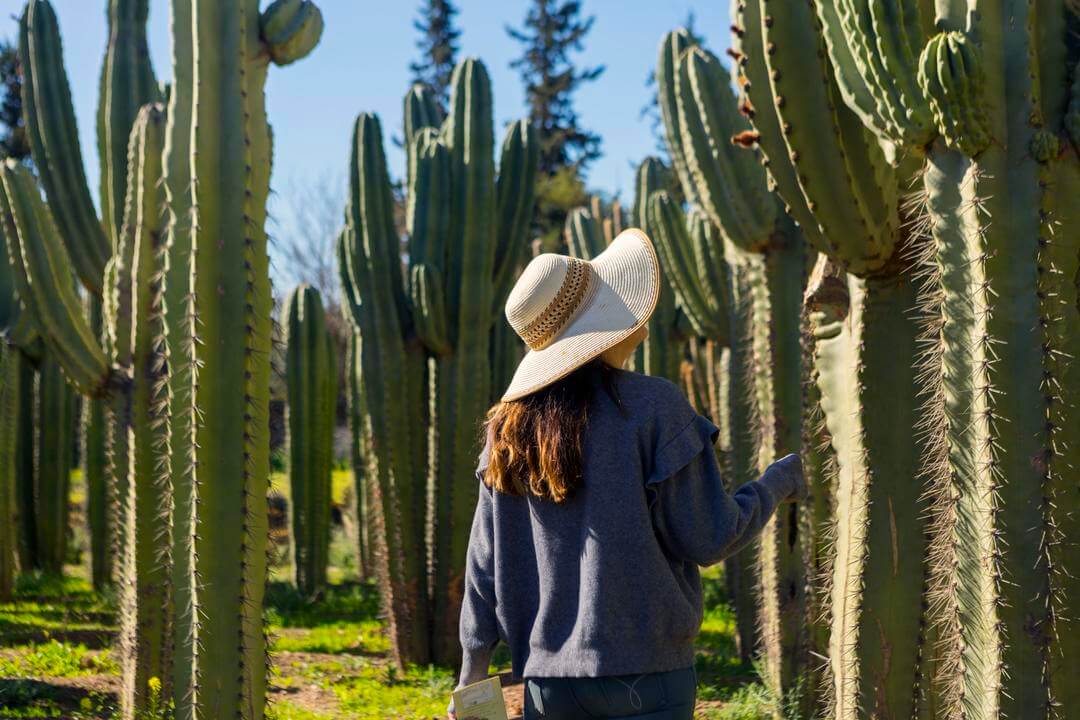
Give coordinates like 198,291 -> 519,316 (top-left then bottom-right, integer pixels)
116,103 -> 171,716
813,0 -> 933,148
724,260 -> 763,664
492,120 -> 539,311
740,0 -> 899,275
284,285 -> 335,596
0,162 -> 110,395
98,0 -> 159,252
729,0 -> 820,245
647,191 -> 729,343
346,114 -> 431,664
675,46 -> 775,250
657,30 -> 700,206
19,1 -> 110,294
404,83 -> 445,186
407,130 -> 452,354
564,206 -> 605,260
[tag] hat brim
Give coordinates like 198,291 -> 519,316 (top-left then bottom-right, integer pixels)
500,228 -> 661,402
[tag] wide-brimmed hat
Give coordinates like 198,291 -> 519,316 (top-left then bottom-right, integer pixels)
501,228 -> 660,402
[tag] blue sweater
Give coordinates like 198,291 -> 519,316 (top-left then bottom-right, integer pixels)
457,369 -> 804,682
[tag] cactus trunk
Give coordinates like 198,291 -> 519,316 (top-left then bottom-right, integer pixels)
738,228 -> 808,707
285,284 -> 336,597
14,353 -> 37,572
808,260 -> 934,719
115,104 -> 172,719
0,345 -> 18,599
170,2 -> 322,715
34,353 -> 75,575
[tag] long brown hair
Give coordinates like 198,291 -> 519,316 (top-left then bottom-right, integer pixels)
483,359 -> 620,503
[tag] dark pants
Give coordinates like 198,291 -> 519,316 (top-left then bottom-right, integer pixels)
523,666 -> 696,719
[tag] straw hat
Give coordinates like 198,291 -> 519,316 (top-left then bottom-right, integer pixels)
501,228 -> 660,402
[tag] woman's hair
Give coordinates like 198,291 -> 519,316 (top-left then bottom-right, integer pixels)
482,359 -> 620,503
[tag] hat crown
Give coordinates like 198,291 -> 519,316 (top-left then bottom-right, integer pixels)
505,253 -> 592,350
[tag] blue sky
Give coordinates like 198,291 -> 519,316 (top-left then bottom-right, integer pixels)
21,1 -> 731,281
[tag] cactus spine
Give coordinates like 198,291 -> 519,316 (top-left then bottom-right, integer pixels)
342,59 -> 537,665
284,284 -> 336,597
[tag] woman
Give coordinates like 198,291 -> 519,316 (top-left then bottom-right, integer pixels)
451,229 -> 804,720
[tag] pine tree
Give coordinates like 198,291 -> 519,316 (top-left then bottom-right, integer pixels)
507,0 -> 604,176
409,0 -> 461,108
0,39 -> 30,163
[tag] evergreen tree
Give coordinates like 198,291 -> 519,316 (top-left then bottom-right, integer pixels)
507,0 -> 604,175
0,39 -> 30,163
409,0 -> 461,108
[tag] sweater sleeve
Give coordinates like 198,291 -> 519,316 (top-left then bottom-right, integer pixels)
647,414 -> 804,567
457,475 -> 499,685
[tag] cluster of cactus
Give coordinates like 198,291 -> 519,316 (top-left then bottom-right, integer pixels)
658,0 -> 1080,716
654,28 -> 818,709
1,1 -> 323,718
284,284 -> 337,597
340,60 -> 538,665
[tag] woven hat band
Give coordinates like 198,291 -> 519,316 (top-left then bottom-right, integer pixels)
518,258 -> 594,350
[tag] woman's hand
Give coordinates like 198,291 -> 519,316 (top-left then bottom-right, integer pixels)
446,697 -> 457,720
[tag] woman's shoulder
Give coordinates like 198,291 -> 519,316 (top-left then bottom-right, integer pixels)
608,369 -> 696,422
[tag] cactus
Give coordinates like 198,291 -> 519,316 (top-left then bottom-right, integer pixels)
178,1 -> 322,715
284,284 -> 336,597
659,34 -> 812,704
777,0 -> 1080,715
724,0 -> 981,714
34,353 -> 76,576
337,237 -> 373,580
20,0 -> 159,590
341,58 -> 537,665
0,345 -> 17,599
112,104 -> 172,717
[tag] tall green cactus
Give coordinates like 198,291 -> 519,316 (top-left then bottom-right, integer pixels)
284,284 -> 336,597
341,58 -> 537,665
731,1 -> 936,715
739,0 -> 1080,716
179,1 -> 322,715
20,0 -> 159,590
114,104 -> 172,717
659,35 -> 811,705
